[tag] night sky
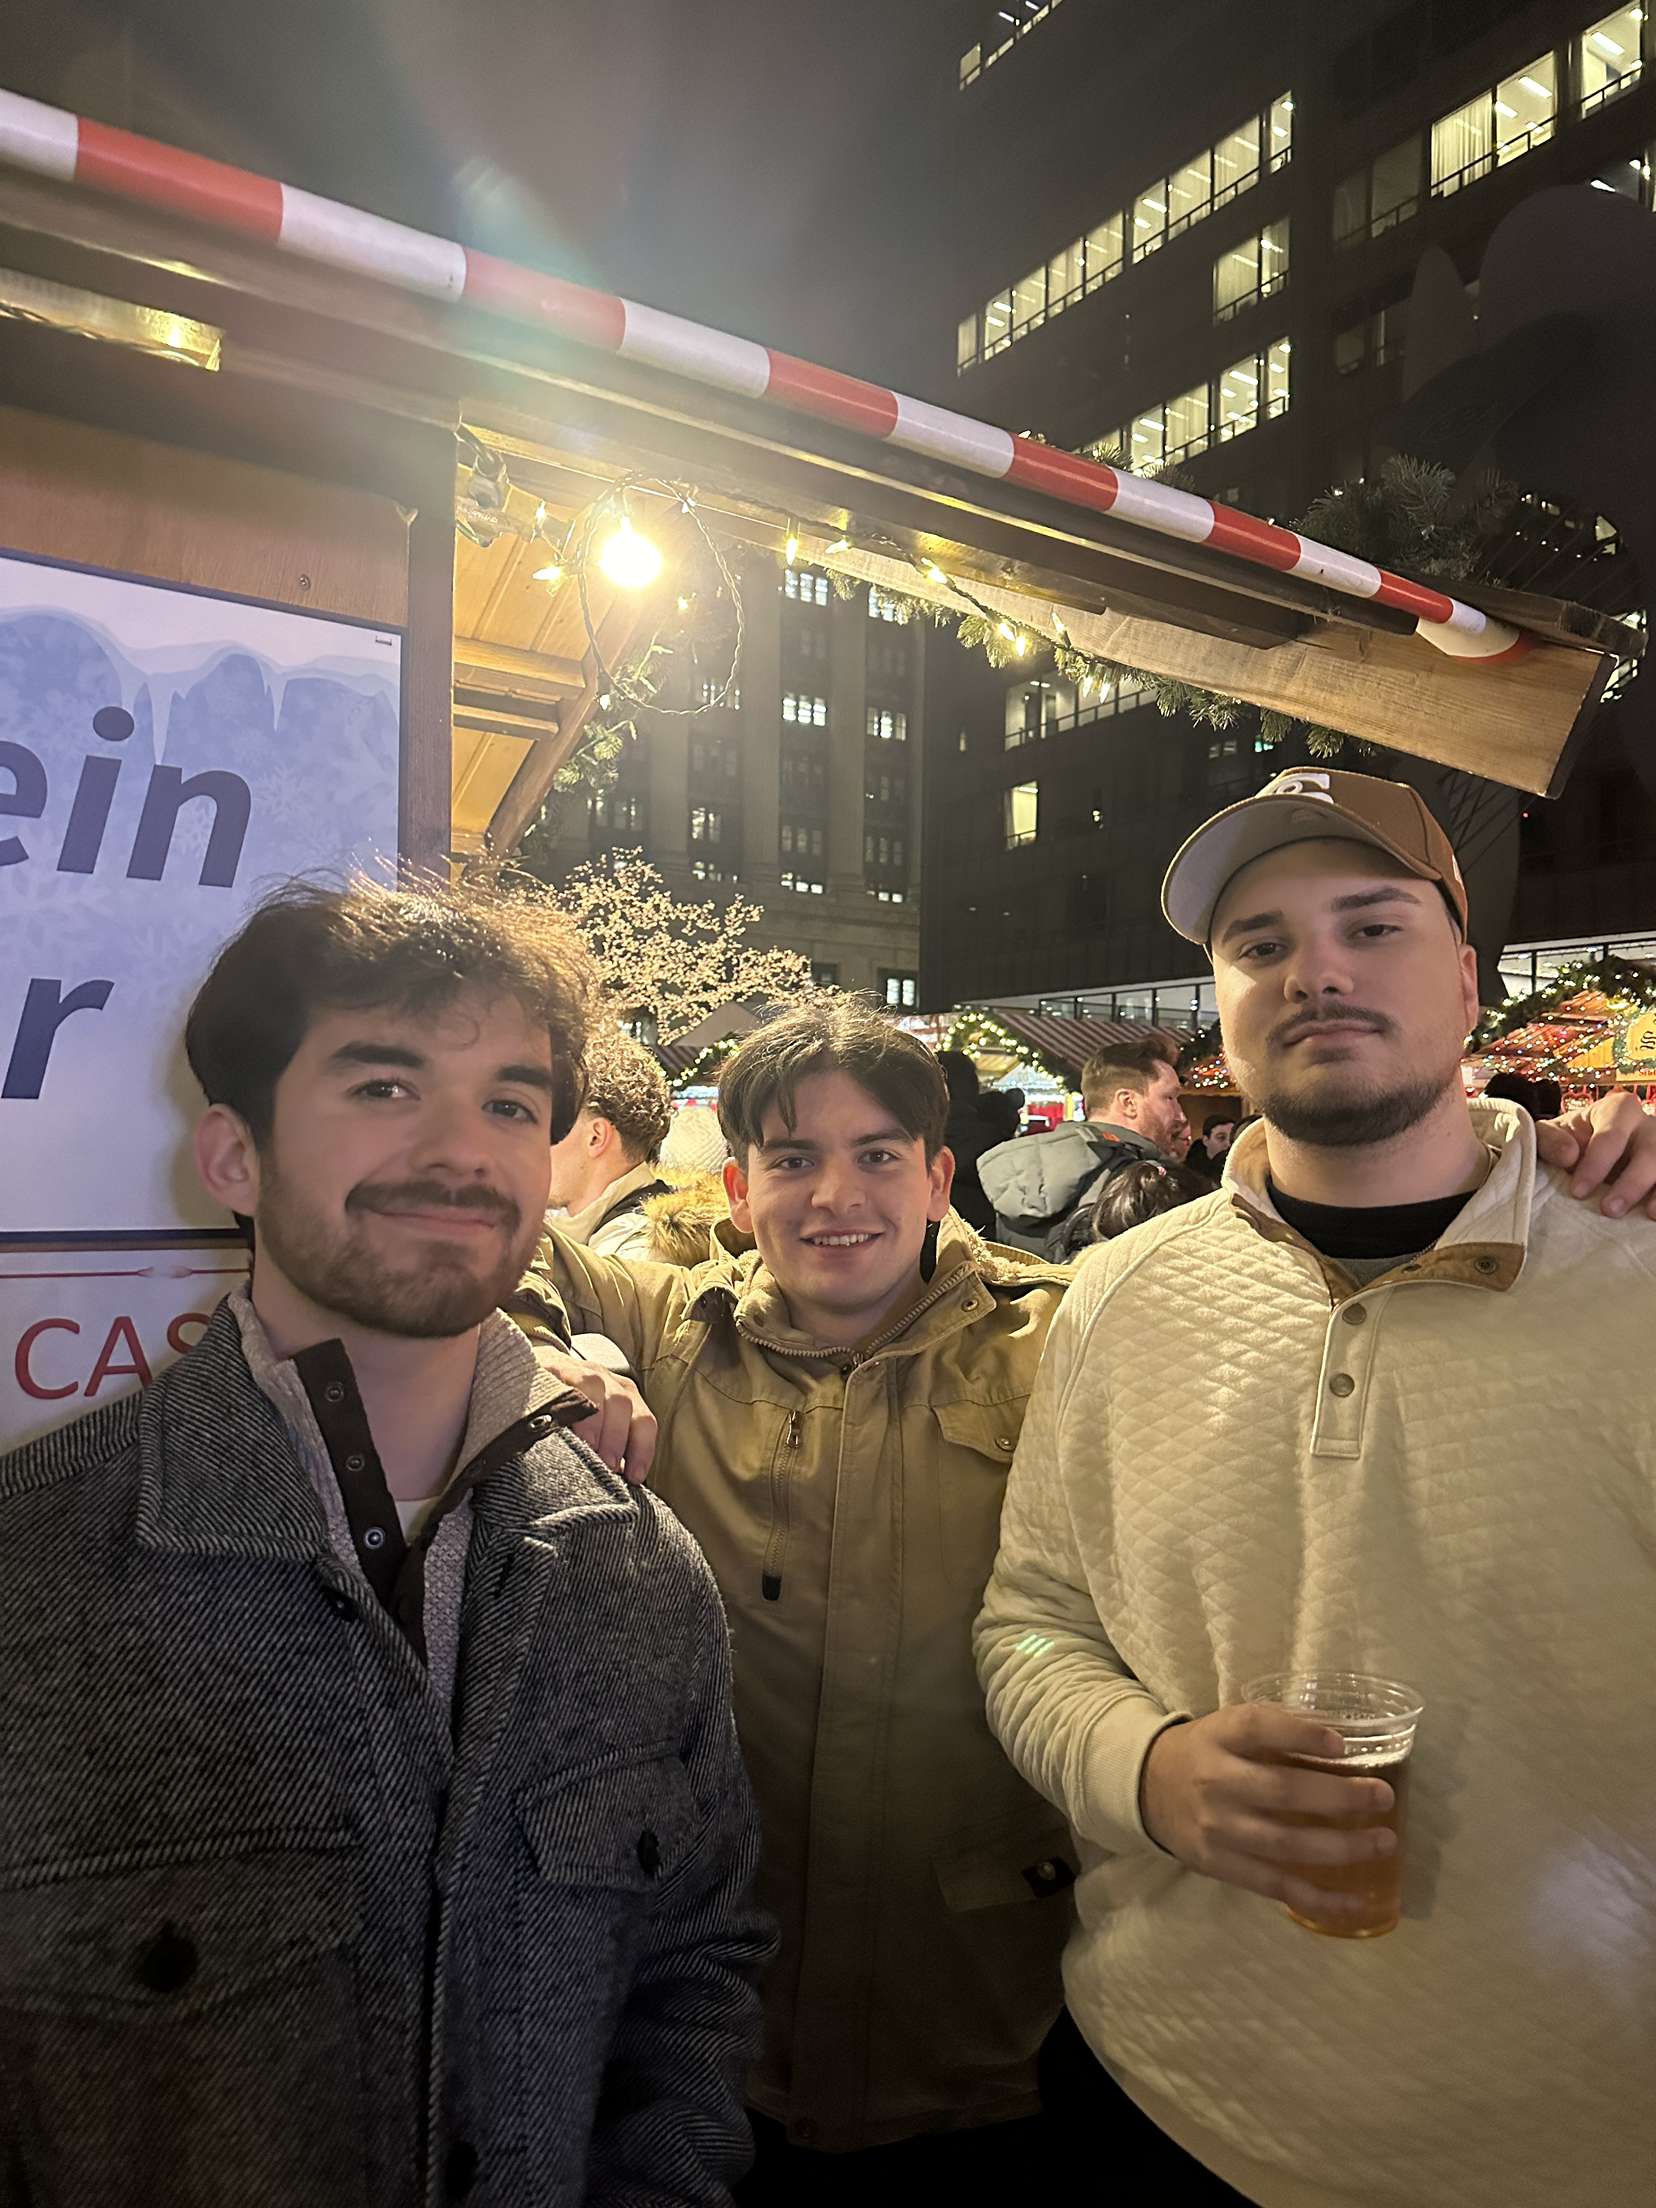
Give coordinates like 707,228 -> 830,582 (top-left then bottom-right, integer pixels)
4,0 -> 943,386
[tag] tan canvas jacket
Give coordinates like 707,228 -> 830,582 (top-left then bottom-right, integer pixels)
515,1209 -> 1076,2150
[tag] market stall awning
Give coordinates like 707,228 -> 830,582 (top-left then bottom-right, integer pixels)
0,86 -> 1641,844
953,1009 -> 1186,1088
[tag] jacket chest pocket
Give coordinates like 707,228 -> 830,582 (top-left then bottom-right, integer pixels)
0,1838 -> 369,2208
932,1400 -> 1026,1598
510,1748 -> 711,2136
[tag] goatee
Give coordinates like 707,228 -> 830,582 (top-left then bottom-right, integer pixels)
1254,1069 -> 1457,1149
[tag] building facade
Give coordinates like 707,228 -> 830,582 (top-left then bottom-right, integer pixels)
920,0 -> 1656,1013
532,554 -> 924,1006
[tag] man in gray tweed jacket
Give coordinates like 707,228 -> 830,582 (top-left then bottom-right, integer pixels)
0,877 -> 770,2208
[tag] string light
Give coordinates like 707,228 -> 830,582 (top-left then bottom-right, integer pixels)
532,562 -> 563,585
597,515 -> 664,590
785,528 -> 800,566
925,562 -> 949,586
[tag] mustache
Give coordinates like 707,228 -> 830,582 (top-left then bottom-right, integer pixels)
348,1179 -> 520,1229
1270,1006 -> 1394,1050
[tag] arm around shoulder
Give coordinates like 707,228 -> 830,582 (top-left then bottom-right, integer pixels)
973,1264 -> 1187,1858
512,1222 -> 690,1383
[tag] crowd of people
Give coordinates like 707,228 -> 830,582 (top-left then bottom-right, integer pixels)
2,768 -> 1654,2207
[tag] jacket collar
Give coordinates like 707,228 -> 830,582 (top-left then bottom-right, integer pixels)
1223,1098 -> 1532,1295
1088,1120 -> 1165,1160
137,1296 -> 614,1562
554,1157 -> 664,1246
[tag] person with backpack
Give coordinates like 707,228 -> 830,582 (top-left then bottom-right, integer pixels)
980,1043 -> 1193,1258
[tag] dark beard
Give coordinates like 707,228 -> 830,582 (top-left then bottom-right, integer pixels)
1253,1067 -> 1456,1149
255,1168 -> 529,1339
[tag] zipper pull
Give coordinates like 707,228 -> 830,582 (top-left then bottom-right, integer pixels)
761,1412 -> 801,1603
786,1410 -> 801,1448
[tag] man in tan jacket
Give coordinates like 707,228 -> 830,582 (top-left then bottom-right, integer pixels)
975,768 -> 1656,2208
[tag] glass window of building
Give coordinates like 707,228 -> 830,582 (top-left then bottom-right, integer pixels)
1334,321 -> 1367,376
879,971 -> 918,1009
784,566 -> 829,605
1048,237 -> 1085,312
1333,167 -> 1367,245
984,286 -> 1013,357
811,962 -> 839,986
1269,92 -> 1293,167
1012,265 -> 1047,338
1165,381 -> 1211,462
1130,404 -> 1166,472
1168,150 -> 1212,237
1217,353 -> 1261,439
1497,54 -> 1556,162
1371,137 -> 1422,234
690,860 -> 726,883
957,312 -> 979,371
959,44 -> 982,89
868,707 -> 908,743
1266,335 -> 1291,416
1133,183 -> 1168,259
1214,219 -> 1289,320
690,805 -> 722,844
782,693 -> 828,726
1086,215 -> 1124,289
1004,781 -> 1040,848
1579,7 -> 1646,111
1213,114 -> 1261,206
868,587 -> 909,623
1432,89 -> 1493,196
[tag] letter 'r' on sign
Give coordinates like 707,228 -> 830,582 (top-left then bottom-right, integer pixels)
3,978 -> 116,1099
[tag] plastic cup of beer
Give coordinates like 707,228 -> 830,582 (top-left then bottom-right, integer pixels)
1242,1671 -> 1424,1939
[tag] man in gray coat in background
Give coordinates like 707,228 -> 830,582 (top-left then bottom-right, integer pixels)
981,1041 -> 1192,1257
0,877 -> 769,2208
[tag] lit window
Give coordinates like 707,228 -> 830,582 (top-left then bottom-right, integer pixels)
1133,183 -> 1168,259
1217,353 -> 1261,440
1579,7 -> 1645,112
1165,381 -> 1211,462
1048,237 -> 1084,312
1167,150 -> 1212,238
984,287 -> 1013,358
1085,214 -> 1124,290
867,707 -> 908,743
698,679 -> 740,709
1432,51 -> 1554,197
1004,780 -> 1039,849
1269,92 -> 1293,167
784,566 -> 830,605
690,806 -> 722,844
879,971 -> 918,1009
1266,335 -> 1291,417
1213,114 -> 1262,205
868,587 -> 910,623
1214,219 -> 1289,321
959,43 -> 982,88
1011,265 -> 1047,338
690,860 -> 727,882
957,311 -> 979,371
782,693 -> 829,726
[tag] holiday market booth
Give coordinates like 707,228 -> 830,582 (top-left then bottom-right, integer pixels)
1464,956 -> 1656,1104
0,85 -> 1640,1450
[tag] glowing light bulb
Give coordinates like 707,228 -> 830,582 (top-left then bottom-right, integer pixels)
597,517 -> 663,590
925,562 -> 948,585
785,532 -> 800,565
532,562 -> 564,585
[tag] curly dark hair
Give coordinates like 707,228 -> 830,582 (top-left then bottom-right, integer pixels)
580,1028 -> 673,1161
185,873 -> 594,1145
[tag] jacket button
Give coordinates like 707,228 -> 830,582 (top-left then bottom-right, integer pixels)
132,1921 -> 198,1993
1341,1304 -> 1367,1327
363,1526 -> 387,1552
637,1828 -> 661,1876
1329,1372 -> 1356,1398
324,1588 -> 356,1619
344,1452 -> 367,1474
996,1436 -> 1014,1451
962,1296 -> 980,1312
444,2141 -> 480,2198
323,1381 -> 346,1405
1475,1255 -> 1498,1275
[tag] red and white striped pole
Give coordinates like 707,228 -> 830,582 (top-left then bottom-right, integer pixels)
0,88 -> 1530,663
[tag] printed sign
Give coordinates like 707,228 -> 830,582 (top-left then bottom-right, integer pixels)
1,1247 -> 249,1453
1615,1008 -> 1656,1076
0,552 -> 401,1237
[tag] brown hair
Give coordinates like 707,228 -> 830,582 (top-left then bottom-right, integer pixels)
1081,1041 -> 1175,1118
185,873 -> 594,1145
580,1027 -> 673,1161
717,998 -> 949,1160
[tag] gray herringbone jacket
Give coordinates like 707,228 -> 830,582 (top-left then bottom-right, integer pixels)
0,1303 -> 770,2208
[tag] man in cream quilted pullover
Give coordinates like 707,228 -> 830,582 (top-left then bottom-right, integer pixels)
976,767 -> 1656,2208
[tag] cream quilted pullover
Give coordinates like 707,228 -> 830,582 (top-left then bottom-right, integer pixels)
975,1101 -> 1656,2208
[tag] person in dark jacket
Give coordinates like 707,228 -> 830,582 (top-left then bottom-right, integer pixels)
937,1048 -> 998,1235
980,1043 -> 1193,1257
0,877 -> 770,2208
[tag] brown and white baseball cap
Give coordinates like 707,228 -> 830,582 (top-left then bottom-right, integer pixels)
1160,767 -> 1469,947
